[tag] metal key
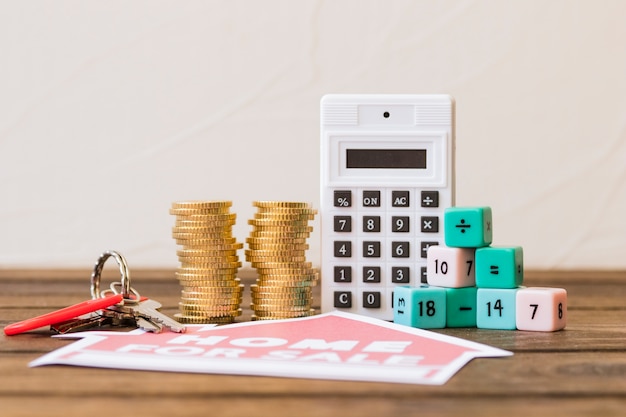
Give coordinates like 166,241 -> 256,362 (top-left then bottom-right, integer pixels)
132,299 -> 186,333
51,314 -> 112,334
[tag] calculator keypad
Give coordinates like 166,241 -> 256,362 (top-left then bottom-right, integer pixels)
324,188 -> 447,320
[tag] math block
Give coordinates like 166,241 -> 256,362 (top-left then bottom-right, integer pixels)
445,287 -> 477,328
393,285 -> 446,329
444,207 -> 492,248
475,246 -> 524,289
476,288 -> 518,330
427,246 -> 475,288
516,287 -> 567,332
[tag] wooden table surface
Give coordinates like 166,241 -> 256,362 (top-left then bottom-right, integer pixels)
1,270 -> 625,417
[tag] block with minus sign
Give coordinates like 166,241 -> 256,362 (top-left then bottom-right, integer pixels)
444,207 -> 492,248
475,246 -> 524,289
445,287 -> 477,327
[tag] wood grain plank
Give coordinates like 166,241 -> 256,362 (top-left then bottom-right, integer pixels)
1,352 -> 624,397
0,397 -> 625,417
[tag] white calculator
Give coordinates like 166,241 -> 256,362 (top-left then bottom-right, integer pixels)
320,94 -> 455,320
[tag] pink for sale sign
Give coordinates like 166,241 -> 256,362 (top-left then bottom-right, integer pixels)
30,311 -> 511,385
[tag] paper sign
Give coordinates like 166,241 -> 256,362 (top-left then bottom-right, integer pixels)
30,311 -> 512,385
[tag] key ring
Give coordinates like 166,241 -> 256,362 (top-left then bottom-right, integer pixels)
90,250 -> 133,300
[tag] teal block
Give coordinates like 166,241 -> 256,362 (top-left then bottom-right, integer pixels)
393,285 -> 446,329
444,207 -> 493,248
445,287 -> 477,327
475,246 -> 524,288
476,288 -> 518,330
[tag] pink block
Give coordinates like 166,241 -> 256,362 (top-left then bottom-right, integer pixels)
515,287 -> 567,332
426,246 -> 475,288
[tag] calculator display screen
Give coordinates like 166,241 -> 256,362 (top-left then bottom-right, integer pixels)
346,149 -> 427,169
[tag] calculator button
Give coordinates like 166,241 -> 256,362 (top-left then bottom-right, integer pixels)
334,291 -> 352,308
334,241 -> 352,257
363,241 -> 381,257
363,266 -> 381,283
392,191 -> 410,207
391,216 -> 410,232
391,266 -> 410,283
334,266 -> 352,282
363,292 -> 381,309
334,190 -> 352,207
362,216 -> 381,233
391,241 -> 410,258
362,190 -> 381,207
334,216 -> 352,232
421,241 -> 439,258
421,216 -> 439,233
421,191 -> 439,207
420,266 -> 428,284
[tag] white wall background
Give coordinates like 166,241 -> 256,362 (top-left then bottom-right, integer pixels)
1,0 -> 625,270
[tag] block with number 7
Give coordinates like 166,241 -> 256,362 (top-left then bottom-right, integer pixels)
426,246 -> 476,288
515,287 -> 567,332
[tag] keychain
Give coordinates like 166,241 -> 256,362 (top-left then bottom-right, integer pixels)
4,250 -> 185,335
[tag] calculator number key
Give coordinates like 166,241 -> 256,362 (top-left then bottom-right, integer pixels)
334,241 -> 352,257
391,266 -> 410,283
363,216 -> 381,233
334,266 -> 352,282
363,266 -> 381,283
334,216 -> 352,232
363,292 -> 381,309
391,216 -> 410,233
363,241 -> 381,258
392,241 -> 410,258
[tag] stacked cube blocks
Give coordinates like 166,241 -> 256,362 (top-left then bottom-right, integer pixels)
393,207 -> 567,332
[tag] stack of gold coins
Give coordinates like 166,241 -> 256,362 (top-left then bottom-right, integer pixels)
246,201 -> 319,320
170,201 -> 243,324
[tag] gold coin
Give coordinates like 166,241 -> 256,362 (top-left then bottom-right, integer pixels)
248,231 -> 311,238
251,310 -> 316,320
247,257 -> 307,264
177,266 -> 241,273
246,243 -> 309,251
174,212 -> 236,220
174,313 -> 239,324
172,231 -> 234,239
250,284 -> 312,293
174,215 -> 236,223
255,207 -> 318,215
179,303 -> 242,313
255,279 -> 317,288
248,220 -> 312,229
173,224 -> 235,232
251,302 -> 313,310
254,213 -> 316,221
244,249 -> 305,258
253,201 -> 311,209
179,261 -> 242,269
255,278 -> 318,287
177,279 -> 240,287
250,261 -> 312,269
171,201 -> 232,209
178,255 -> 239,263
246,236 -> 309,244
255,267 -> 318,274
178,249 -> 240,257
